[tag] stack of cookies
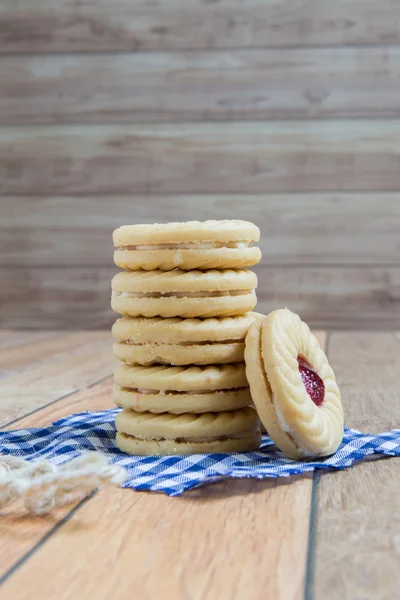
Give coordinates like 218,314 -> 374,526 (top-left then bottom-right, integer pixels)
111,220 -> 263,455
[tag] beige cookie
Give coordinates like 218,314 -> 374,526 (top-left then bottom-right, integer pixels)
112,313 -> 263,365
115,406 -> 261,455
113,363 -> 251,413
111,269 -> 257,318
114,387 -> 252,414
113,220 -> 261,271
245,309 -> 344,460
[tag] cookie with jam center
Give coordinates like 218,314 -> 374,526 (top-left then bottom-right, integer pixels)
245,309 -> 344,459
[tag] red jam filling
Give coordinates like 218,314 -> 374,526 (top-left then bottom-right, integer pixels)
297,356 -> 325,407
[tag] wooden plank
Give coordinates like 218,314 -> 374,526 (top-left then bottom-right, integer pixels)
2,47 -> 400,124
0,370 -> 19,379
0,330 -> 111,424
0,378 -> 114,579
0,330 -> 58,349
0,477 -> 313,600
0,343 -> 114,392
1,121 -> 400,195
1,266 -> 400,330
0,0 -> 399,53
0,268 -> 115,330
0,390 -> 72,426
311,333 -> 400,600
312,331 -> 326,350
1,335 -> 330,591
2,377 -> 113,431
2,193 -> 400,267
0,331 -> 111,371
0,342 -> 114,427
255,266 -> 400,330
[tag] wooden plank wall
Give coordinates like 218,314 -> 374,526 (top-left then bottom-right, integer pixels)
1,0 -> 400,330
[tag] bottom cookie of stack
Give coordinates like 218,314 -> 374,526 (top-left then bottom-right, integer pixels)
115,407 -> 261,455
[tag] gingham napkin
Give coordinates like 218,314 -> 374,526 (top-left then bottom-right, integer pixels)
1,408 -> 399,496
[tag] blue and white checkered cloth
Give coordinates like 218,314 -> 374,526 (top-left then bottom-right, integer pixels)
1,408 -> 399,496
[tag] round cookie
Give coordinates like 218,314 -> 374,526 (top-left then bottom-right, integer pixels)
112,313 -> 263,365
114,342 -> 245,366
114,388 -> 251,414
115,406 -> 261,455
111,269 -> 257,318
113,220 -> 261,271
113,362 -> 251,413
245,309 -> 344,460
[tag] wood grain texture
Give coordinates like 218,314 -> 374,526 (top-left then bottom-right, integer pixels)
0,341 -> 114,426
0,332 -> 328,591
2,47 -> 400,124
312,333 -> 400,600
0,343 -> 114,391
0,0 -> 399,53
2,266 -> 400,330
0,331 -> 110,370
0,370 -> 18,379
0,268 -> 115,330
0,476 -> 313,600
1,121 -> 400,195
255,266 -> 400,329
2,194 -> 400,267
0,330 -> 58,349
3,377 -> 113,431
0,378 -> 113,579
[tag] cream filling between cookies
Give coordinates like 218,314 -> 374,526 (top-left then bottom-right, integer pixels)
118,386 -> 248,395
119,432 -> 254,443
115,241 -> 253,251
112,290 -> 252,298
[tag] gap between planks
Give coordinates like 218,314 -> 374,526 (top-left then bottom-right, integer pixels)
0,330 -> 112,371
0,378 -> 114,580
0,331 -> 327,599
0,331 -> 114,428
312,332 -> 400,600
3,266 -> 400,330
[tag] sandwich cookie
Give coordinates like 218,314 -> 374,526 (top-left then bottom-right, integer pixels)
113,362 -> 251,414
111,269 -> 257,318
115,406 -> 261,455
112,313 -> 263,366
245,309 -> 344,460
113,220 -> 261,271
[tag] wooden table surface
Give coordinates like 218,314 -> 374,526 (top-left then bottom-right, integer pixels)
0,330 -> 398,600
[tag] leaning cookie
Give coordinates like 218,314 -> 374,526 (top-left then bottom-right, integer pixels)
115,407 -> 261,455
245,309 -> 344,459
113,362 -> 251,414
113,220 -> 261,271
112,313 -> 263,365
111,269 -> 257,318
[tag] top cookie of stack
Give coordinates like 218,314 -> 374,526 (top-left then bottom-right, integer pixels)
113,219 -> 261,271
112,220 -> 261,319
111,220 -> 262,455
